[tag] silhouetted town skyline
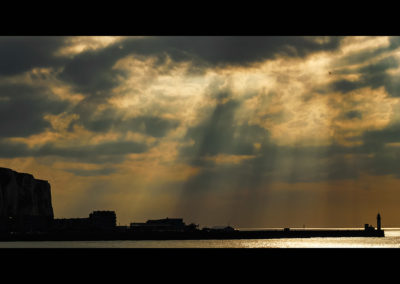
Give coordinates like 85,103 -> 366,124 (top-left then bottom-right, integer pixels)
0,167 -> 385,241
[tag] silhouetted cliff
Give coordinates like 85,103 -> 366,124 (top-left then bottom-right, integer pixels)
0,167 -> 53,231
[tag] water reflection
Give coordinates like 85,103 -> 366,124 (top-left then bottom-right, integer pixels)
1,228 -> 400,248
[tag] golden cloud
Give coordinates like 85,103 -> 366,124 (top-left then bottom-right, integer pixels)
55,36 -> 128,57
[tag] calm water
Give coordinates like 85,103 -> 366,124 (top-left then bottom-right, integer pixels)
1,228 -> 400,248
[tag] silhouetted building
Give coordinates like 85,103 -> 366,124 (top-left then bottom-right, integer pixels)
364,223 -> 375,231
53,211 -> 116,232
116,225 -> 129,232
89,211 -> 116,230
211,226 -> 235,231
130,217 -> 198,232
202,226 -> 236,232
377,213 -> 381,231
53,217 -> 91,232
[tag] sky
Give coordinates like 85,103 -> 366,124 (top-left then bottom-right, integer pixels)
1,36 -> 400,228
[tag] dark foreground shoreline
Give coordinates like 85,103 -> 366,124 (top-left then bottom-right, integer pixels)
0,229 -> 385,242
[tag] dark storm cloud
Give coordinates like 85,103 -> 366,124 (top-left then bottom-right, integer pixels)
304,120 -> 400,179
359,56 -> 399,74
36,140 -> 148,159
63,167 -> 117,177
0,139 -> 149,164
330,79 -> 361,93
58,46 -> 127,98
0,36 -> 345,101
180,142 -> 366,197
177,88 -> 383,188
136,36 -> 344,67
363,123 -> 400,146
334,37 -> 400,69
126,116 -> 180,137
240,144 -> 361,183
0,82 -> 71,137
362,123 -> 400,153
0,140 -> 30,158
81,107 -> 118,132
343,110 -> 363,120
316,38 -> 400,96
364,148 -> 400,178
335,37 -> 400,67
180,98 -> 270,165
335,45 -> 388,68
75,106 -> 180,138
123,36 -> 344,67
181,99 -> 240,158
339,125 -> 400,178
273,138 -> 400,183
59,36 -> 344,100
358,57 -> 399,93
177,90 -> 342,186
323,55 -> 400,96
0,36 -> 67,76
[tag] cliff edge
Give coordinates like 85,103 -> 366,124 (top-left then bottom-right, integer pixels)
0,167 -> 53,231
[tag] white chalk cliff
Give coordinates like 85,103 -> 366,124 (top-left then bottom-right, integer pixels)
0,167 -> 53,218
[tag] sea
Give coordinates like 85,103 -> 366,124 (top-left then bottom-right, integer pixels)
1,227 -> 400,248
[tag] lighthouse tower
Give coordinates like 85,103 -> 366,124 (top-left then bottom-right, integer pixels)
377,213 -> 381,231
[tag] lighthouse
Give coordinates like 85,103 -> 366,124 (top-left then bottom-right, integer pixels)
377,213 -> 381,231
